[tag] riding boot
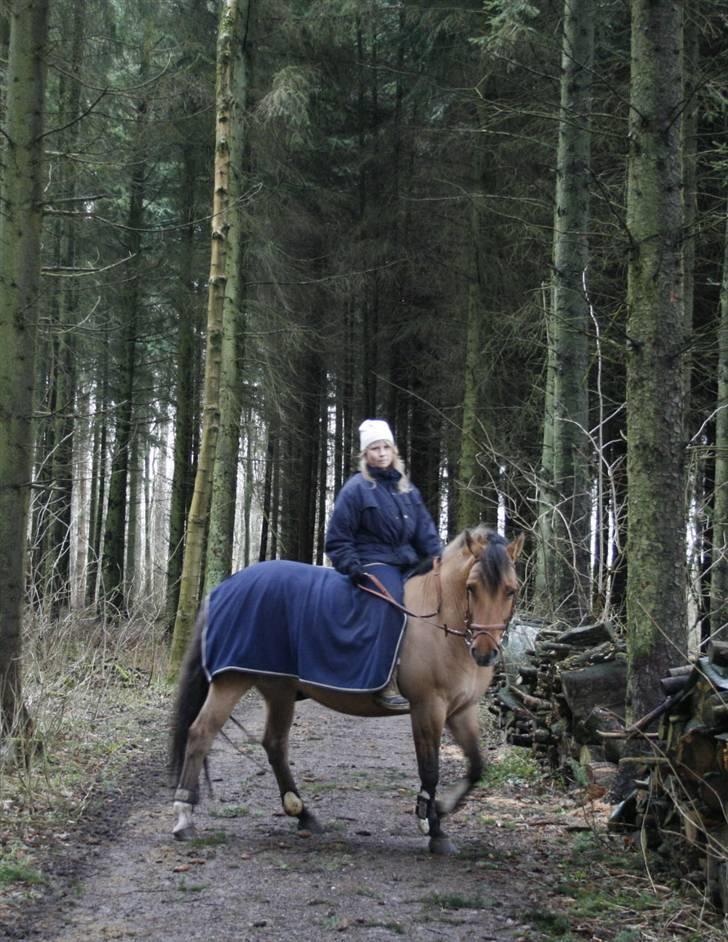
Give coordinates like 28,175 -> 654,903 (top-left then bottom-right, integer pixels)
374,672 -> 409,711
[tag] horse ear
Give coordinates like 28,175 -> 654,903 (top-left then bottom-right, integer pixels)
506,532 -> 525,561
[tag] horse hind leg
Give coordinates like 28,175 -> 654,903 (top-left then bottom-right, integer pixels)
173,674 -> 252,840
258,682 -> 322,834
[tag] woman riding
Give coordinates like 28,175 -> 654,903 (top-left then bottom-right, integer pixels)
325,419 -> 443,709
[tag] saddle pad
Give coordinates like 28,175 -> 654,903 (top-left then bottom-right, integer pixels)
202,560 -> 406,692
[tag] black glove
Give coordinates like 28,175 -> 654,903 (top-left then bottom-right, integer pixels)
349,568 -> 369,586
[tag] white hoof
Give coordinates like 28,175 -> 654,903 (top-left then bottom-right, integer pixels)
173,801 -> 196,840
417,817 -> 430,835
283,791 -> 304,817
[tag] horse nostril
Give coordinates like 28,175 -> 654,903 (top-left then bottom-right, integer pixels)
472,648 -> 499,668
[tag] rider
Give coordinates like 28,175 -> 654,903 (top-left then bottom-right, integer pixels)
325,418 -> 443,709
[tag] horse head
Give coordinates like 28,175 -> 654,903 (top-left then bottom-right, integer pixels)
444,526 -> 524,667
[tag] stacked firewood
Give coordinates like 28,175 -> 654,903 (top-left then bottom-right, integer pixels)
609,640 -> 728,913
493,621 -> 728,912
492,619 -> 628,781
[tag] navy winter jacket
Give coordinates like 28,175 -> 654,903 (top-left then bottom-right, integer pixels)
325,467 -> 443,577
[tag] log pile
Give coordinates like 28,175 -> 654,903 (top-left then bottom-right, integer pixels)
609,640 -> 728,913
492,620 -> 628,782
493,621 -> 728,913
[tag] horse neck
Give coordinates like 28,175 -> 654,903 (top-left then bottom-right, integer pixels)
404,558 -> 469,626
404,569 -> 438,613
437,555 -> 470,623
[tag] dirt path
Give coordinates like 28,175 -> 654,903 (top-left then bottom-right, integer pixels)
7,695 -> 617,942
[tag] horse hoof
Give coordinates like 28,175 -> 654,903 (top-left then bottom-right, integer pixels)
173,824 -> 198,842
283,791 -> 304,816
429,835 -> 456,855
299,811 -> 323,834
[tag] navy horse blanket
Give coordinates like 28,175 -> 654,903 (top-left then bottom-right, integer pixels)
201,561 -> 406,693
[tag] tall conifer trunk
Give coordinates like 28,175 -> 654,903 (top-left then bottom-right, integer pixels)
166,145 -> 199,632
710,206 -> 728,640
169,0 -> 244,676
625,0 -> 687,722
539,0 -> 594,617
204,0 -> 255,593
0,0 -> 50,741
86,344 -> 109,606
100,97 -> 146,614
43,0 -> 85,616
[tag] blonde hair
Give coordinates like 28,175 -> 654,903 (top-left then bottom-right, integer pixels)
358,448 -> 412,493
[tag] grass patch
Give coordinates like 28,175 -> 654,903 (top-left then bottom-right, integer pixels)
525,908 -> 572,936
177,880 -> 209,893
0,855 -> 45,887
427,892 -> 490,911
187,831 -> 228,847
210,804 -> 249,818
357,920 -> 405,934
545,826 -> 728,942
479,747 -> 541,787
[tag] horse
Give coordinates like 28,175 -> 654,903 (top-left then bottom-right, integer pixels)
169,525 -> 523,855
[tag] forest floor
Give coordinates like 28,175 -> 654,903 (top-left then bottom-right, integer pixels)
1,664 -> 727,942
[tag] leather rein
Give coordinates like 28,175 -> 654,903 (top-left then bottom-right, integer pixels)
356,559 -> 511,653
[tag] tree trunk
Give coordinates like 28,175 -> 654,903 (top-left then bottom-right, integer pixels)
710,205 -> 728,640
166,145 -> 200,633
100,98 -> 146,615
43,0 -> 85,617
536,282 -> 556,606
547,0 -> 594,619
204,0 -> 254,593
258,429 -> 274,562
0,0 -> 50,743
168,0 -> 245,677
456,268 -> 484,531
625,0 -> 687,723
86,346 -> 109,606
125,421 -> 141,601
242,408 -> 255,567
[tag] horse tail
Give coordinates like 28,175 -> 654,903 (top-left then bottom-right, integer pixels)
169,605 -> 209,786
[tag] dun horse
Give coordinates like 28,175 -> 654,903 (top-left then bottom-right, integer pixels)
169,525 -> 523,854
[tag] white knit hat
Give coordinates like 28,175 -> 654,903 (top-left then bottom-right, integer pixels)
359,419 -> 395,452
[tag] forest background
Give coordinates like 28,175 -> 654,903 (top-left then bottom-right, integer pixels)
1,0 -> 728,744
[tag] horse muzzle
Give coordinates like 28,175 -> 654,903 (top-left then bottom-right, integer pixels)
470,645 -> 500,668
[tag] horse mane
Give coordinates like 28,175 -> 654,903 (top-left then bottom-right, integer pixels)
445,525 -> 511,593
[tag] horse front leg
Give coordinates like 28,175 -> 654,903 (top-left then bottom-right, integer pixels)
436,705 -> 484,819
173,675 -> 250,840
258,681 -> 322,834
410,700 -> 454,855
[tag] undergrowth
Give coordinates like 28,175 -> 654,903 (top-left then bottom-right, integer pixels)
534,827 -> 728,942
0,606 -> 169,916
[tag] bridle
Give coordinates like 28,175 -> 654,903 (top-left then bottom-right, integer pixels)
358,558 -> 515,662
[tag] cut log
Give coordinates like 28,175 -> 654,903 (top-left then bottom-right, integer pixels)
560,659 -> 627,742
557,621 -> 615,648
660,674 -> 693,696
709,641 -> 728,668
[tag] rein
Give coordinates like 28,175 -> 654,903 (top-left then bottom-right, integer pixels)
357,562 -> 510,649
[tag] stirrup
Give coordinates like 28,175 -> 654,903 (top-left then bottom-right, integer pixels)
375,692 -> 410,710
375,678 -> 409,711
